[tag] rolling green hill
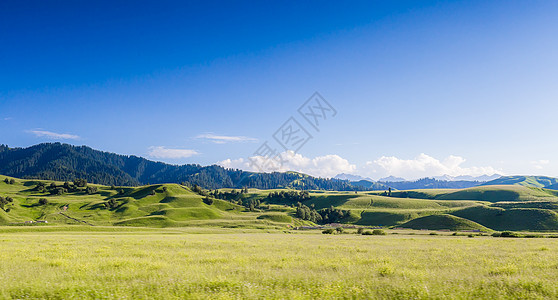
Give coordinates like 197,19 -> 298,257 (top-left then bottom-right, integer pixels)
400,214 -> 489,231
0,175 -> 293,229
481,175 -> 558,188
3,174 -> 558,232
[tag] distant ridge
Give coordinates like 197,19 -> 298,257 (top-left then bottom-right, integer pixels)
482,175 -> 558,189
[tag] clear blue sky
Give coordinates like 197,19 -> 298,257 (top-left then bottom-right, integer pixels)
1,0 -> 557,179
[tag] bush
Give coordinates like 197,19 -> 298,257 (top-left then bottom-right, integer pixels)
357,227 -> 364,234
203,197 -> 214,205
500,231 -> 522,238
38,198 -> 48,205
9,179 -> 15,184
468,234 -> 475,238
162,186 -> 168,192
85,186 -> 98,194
362,230 -> 373,235
322,228 -> 335,234
492,232 -> 501,237
373,229 -> 386,235
150,190 -> 156,196
429,232 -> 439,236
335,227 -> 344,234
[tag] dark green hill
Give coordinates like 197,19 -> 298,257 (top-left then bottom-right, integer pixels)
451,205 -> 558,231
349,180 -> 391,190
400,214 -> 489,231
0,143 -> 370,191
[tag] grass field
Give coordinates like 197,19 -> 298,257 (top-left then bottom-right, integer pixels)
1,227 -> 558,299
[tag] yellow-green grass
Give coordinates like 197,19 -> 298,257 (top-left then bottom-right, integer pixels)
0,229 -> 558,299
436,185 -> 558,202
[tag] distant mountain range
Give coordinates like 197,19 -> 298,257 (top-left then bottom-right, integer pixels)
377,176 -> 406,182
336,173 -> 502,183
335,173 -> 503,190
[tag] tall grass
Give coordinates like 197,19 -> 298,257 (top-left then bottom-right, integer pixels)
0,230 -> 557,299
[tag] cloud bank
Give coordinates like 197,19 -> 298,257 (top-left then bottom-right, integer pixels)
219,152 -> 501,180
196,133 -> 257,144
366,153 -> 501,180
28,130 -> 80,140
218,150 -> 356,178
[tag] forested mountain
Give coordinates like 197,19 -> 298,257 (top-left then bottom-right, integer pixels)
0,143 -> 371,190
378,177 -> 482,190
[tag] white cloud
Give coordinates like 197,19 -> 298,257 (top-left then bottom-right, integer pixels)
196,133 -> 257,144
218,150 -> 356,178
364,153 -> 501,180
148,146 -> 199,159
531,160 -> 550,170
28,130 -> 80,140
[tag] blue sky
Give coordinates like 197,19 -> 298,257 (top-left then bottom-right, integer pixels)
1,0 -> 558,180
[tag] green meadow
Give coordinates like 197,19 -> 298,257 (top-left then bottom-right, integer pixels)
3,175 -> 558,231
2,176 -> 558,298
1,228 -> 558,299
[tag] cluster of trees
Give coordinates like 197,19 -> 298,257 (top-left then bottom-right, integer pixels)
104,199 -> 118,209
295,203 -> 322,223
3,178 -> 15,184
266,191 -> 310,203
294,203 -> 351,224
33,179 -> 97,196
0,196 -> 14,212
210,188 -> 249,201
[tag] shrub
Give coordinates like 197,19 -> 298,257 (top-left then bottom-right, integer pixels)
203,197 -> 214,205
362,230 -> 373,235
335,227 -> 344,234
85,186 -> 98,194
430,232 -> 438,236
118,189 -> 125,195
150,190 -> 156,196
492,232 -> 502,237
73,178 -> 87,187
3,178 -> 8,184
357,227 -> 364,234
468,234 -> 475,238
162,186 -> 168,192
9,179 -> 15,184
500,231 -> 522,238
373,229 -> 386,235
322,228 -> 335,234
38,198 -> 48,205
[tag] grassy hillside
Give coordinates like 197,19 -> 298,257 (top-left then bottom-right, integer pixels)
0,175 -> 293,229
3,175 -> 558,231
400,214 -> 490,231
481,175 -> 558,188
